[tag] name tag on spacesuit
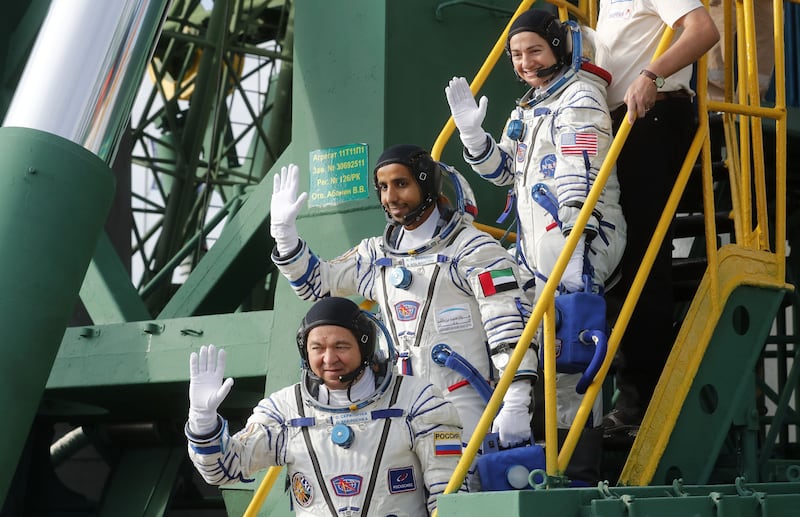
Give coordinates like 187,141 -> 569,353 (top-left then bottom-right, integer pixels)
434,303 -> 474,333
331,412 -> 372,426
402,254 -> 445,267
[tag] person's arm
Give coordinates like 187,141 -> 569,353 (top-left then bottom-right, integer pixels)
445,76 -> 516,187
552,81 -> 612,240
187,391 -> 291,485
407,383 -> 465,513
455,229 -> 538,446
455,230 -> 537,380
625,6 -> 720,122
186,346 -> 287,485
272,236 -> 375,302
551,80 -> 614,292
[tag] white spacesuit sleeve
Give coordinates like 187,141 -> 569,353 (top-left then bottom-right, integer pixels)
186,392 -> 290,486
461,120 -> 517,186
271,236 -> 381,302
552,81 -> 613,236
453,228 -> 538,380
407,383 -> 465,512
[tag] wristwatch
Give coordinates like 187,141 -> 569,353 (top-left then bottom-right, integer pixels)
491,343 -> 514,369
640,68 -> 665,89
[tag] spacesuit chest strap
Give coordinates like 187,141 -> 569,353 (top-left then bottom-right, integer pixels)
291,379 -> 406,516
294,384 -> 338,515
380,260 -> 443,352
360,376 -> 405,515
286,408 -> 405,428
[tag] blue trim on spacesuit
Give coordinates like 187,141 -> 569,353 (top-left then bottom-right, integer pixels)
288,251 -> 319,289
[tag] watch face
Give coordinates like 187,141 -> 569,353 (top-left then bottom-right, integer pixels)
641,69 -> 665,89
492,351 -> 510,369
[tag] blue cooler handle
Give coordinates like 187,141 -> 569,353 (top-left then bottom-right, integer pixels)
575,329 -> 607,394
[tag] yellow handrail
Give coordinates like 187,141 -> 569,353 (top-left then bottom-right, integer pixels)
242,466 -> 283,517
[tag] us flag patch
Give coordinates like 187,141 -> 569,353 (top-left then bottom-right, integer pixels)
478,268 -> 518,296
560,132 -> 598,156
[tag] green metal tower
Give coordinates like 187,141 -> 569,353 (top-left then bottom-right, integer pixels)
0,0 -> 798,515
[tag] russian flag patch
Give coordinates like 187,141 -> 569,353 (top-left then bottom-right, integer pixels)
434,431 -> 463,456
478,268 -> 518,296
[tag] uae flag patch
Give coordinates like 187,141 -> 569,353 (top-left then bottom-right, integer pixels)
478,268 -> 518,296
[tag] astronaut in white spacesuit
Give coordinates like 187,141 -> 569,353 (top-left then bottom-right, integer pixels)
445,8 -> 627,484
269,144 -> 539,470
186,296 -> 464,516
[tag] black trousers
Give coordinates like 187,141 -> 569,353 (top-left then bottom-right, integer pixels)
606,97 -> 696,418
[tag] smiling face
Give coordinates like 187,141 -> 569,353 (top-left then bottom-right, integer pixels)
306,324 -> 364,390
375,162 -> 432,230
508,30 -> 558,88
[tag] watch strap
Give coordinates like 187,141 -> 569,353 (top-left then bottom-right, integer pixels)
640,68 -> 664,88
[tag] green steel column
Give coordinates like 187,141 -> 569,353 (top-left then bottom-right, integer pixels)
0,127 -> 114,503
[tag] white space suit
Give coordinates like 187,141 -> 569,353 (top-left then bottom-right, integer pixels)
465,65 -> 626,295
187,367 -> 463,516
271,171 -> 537,444
461,34 -> 626,431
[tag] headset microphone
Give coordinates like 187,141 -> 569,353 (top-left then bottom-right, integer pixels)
338,364 -> 367,384
535,63 -> 562,78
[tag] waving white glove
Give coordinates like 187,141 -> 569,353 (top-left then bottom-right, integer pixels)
492,381 -> 533,448
445,76 -> 489,155
561,235 -> 587,293
270,164 -> 308,256
188,344 -> 234,436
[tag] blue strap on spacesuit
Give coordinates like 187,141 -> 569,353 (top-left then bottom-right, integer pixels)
531,181 -> 592,292
431,344 -> 496,405
287,408 -> 405,428
496,189 -> 516,224
531,183 -> 561,230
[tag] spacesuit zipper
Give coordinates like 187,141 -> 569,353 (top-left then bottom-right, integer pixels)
360,376 -> 404,516
294,384 -> 338,515
519,114 -> 546,186
411,224 -> 467,349
412,265 -> 441,348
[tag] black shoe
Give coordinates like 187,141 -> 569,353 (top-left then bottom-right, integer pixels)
602,409 -> 640,448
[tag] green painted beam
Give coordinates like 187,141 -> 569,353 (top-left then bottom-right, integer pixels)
437,480 -> 800,517
654,285 -> 787,485
146,0 -> 237,311
96,446 -> 184,517
80,232 -> 151,324
49,311 -> 274,389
